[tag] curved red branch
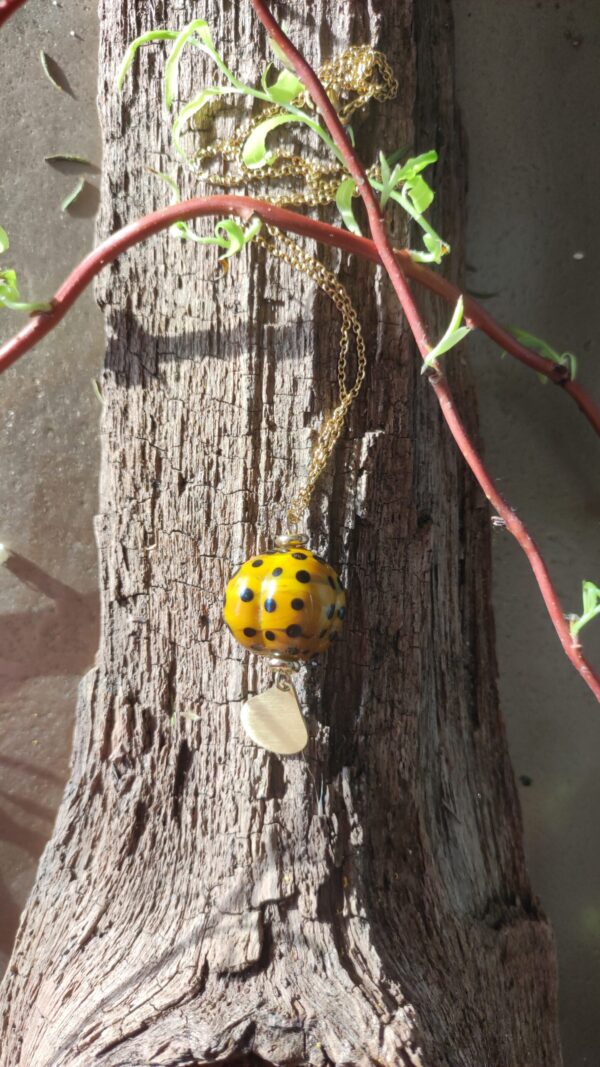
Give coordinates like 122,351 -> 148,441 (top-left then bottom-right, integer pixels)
2,194 -> 599,439
1,1 -> 598,703
250,0 -> 600,702
0,0 -> 26,29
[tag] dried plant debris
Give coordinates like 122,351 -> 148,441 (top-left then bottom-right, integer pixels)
61,177 -> 86,212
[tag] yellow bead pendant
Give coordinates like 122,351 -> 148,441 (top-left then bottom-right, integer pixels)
223,537 -> 346,663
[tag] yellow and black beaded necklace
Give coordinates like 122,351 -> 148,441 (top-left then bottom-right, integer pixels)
213,51 -> 397,754
221,237 -> 360,754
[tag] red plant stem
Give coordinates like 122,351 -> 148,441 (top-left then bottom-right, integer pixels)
4,211 -> 596,703
0,212 -> 597,698
405,261 -> 600,434
3,194 -> 600,438
1,3 -> 597,699
0,0 -> 26,28
250,0 -> 600,702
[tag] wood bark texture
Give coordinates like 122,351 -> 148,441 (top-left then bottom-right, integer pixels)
0,1 -> 562,1065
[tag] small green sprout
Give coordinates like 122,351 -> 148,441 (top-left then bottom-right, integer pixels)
335,149 -> 450,262
117,19 -> 447,262
506,327 -> 577,383
569,582 -> 600,638
149,170 -> 262,258
0,228 -> 52,313
422,296 -> 472,373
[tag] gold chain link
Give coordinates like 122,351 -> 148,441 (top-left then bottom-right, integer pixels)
193,46 -> 397,528
255,226 -> 367,527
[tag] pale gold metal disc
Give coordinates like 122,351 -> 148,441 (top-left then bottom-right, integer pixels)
241,683 -> 308,755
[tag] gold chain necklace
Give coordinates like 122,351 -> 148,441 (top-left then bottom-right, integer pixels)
210,47 -> 398,752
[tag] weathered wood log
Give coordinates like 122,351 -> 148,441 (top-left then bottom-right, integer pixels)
0,1 -> 562,1064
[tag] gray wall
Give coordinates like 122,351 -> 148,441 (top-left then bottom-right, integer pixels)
0,1 -> 598,1062
454,4 -> 600,1063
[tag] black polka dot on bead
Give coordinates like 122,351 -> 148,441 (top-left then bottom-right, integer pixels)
287,646 -> 299,656
291,598 -> 304,611
240,587 -> 254,602
265,630 -> 276,641
328,576 -> 336,590
296,569 -> 310,583
243,627 -> 257,637
326,604 -> 335,620
251,559 -> 264,568
313,553 -> 326,563
286,624 -> 302,638
292,551 -> 307,560
264,598 -> 277,612
338,606 -> 346,619
272,566 -> 283,577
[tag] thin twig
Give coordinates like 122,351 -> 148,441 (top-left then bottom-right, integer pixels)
250,0 -> 600,703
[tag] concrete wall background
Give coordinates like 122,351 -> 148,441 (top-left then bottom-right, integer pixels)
0,1 -> 598,1062
454,4 -> 600,1063
0,0 -> 103,973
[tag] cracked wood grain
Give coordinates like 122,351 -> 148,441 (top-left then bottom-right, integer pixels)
0,1 -> 561,1064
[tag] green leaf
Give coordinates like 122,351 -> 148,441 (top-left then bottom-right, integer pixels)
510,327 -> 560,362
61,177 -> 85,212
172,86 -> 226,155
262,66 -> 303,105
164,18 -> 211,109
508,327 -> 577,381
570,581 -> 600,637
215,219 -> 245,258
148,167 -> 181,198
422,296 -> 471,372
386,144 -> 412,168
149,169 -> 261,253
0,226 -> 8,254
379,150 -> 391,188
408,232 -> 450,265
170,215 -> 261,256
405,174 -> 434,214
241,113 -> 298,168
215,217 -> 262,259
398,150 -> 438,179
0,270 -> 51,313
422,232 -> 444,258
171,220 -> 223,245
40,50 -> 65,92
44,153 -> 93,165
267,34 -> 295,71
0,269 -> 19,303
241,216 -> 263,244
583,581 -> 600,616
335,178 -> 361,236
116,30 -> 178,91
